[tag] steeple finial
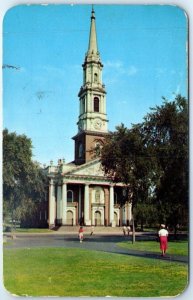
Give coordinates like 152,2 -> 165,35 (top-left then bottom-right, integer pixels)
88,5 -> 98,54
91,5 -> 95,18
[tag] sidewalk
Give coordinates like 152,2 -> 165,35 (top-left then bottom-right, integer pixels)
3,231 -> 188,264
3,226 -> 158,236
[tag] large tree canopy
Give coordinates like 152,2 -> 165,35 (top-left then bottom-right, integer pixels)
141,95 -> 188,227
3,129 -> 47,224
101,124 -> 154,206
101,95 -> 188,229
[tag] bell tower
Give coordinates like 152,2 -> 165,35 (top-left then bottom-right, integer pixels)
73,7 -> 109,165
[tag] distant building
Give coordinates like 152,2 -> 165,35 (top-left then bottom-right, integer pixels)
46,8 -> 132,228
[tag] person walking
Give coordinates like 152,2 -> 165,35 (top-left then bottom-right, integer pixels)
158,224 -> 169,256
78,226 -> 84,243
127,225 -> 131,236
122,226 -> 127,236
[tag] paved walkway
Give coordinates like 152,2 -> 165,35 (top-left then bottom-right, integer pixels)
4,233 -> 188,264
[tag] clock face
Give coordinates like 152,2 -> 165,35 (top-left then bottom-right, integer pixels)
94,118 -> 102,129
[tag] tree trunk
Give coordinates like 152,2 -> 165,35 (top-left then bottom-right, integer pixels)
141,219 -> 144,231
132,217 -> 136,243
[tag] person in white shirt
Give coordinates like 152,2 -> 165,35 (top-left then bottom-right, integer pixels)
122,226 -> 126,236
158,224 -> 169,256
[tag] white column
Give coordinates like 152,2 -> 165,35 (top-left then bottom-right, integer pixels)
109,185 -> 114,226
62,182 -> 67,225
49,179 -> 55,227
122,206 -> 126,225
57,185 -> 62,222
84,184 -> 91,225
127,202 -> 132,223
79,185 -> 81,222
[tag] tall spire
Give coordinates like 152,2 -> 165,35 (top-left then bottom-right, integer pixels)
73,7 -> 108,165
88,6 -> 98,54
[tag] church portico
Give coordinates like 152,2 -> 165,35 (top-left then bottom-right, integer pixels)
48,171 -> 131,228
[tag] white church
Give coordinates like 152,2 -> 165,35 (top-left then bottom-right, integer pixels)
46,8 -> 132,228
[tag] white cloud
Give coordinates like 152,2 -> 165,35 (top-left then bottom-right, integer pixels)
104,60 -> 138,77
104,60 -> 123,69
125,66 -> 138,76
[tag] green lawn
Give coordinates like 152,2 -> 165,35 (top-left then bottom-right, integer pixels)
117,240 -> 188,256
12,228 -> 52,233
3,247 -> 188,297
4,227 -> 52,233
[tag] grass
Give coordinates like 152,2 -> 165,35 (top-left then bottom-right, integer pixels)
4,228 -> 52,233
3,247 -> 188,297
117,240 -> 188,256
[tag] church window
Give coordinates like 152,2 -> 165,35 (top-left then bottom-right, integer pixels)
78,143 -> 83,158
82,98 -> 85,113
95,141 -> 102,156
95,188 -> 100,203
94,97 -> 99,112
67,190 -> 74,203
94,73 -> 98,83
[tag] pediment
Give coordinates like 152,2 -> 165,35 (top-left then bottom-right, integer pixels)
66,159 -> 105,177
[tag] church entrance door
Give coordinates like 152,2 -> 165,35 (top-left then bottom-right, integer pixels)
67,210 -> 73,225
114,212 -> 118,226
95,211 -> 101,226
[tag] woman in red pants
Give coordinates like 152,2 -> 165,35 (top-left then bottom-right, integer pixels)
158,224 -> 169,256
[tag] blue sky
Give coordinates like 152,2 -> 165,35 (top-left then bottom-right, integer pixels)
3,4 -> 188,166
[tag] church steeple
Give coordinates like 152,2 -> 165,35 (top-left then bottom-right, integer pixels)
88,6 -> 98,55
77,7 -> 108,133
73,7 -> 109,165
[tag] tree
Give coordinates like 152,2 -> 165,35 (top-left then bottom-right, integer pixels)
100,95 -> 188,238
3,129 -> 47,227
101,124 -> 154,242
140,95 -> 188,231
133,200 -> 158,230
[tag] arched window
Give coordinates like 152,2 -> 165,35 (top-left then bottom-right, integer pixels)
95,142 -> 102,156
78,143 -> 83,158
82,98 -> 85,113
94,73 -> 98,83
67,190 -> 73,203
94,140 -> 103,156
94,97 -> 99,112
